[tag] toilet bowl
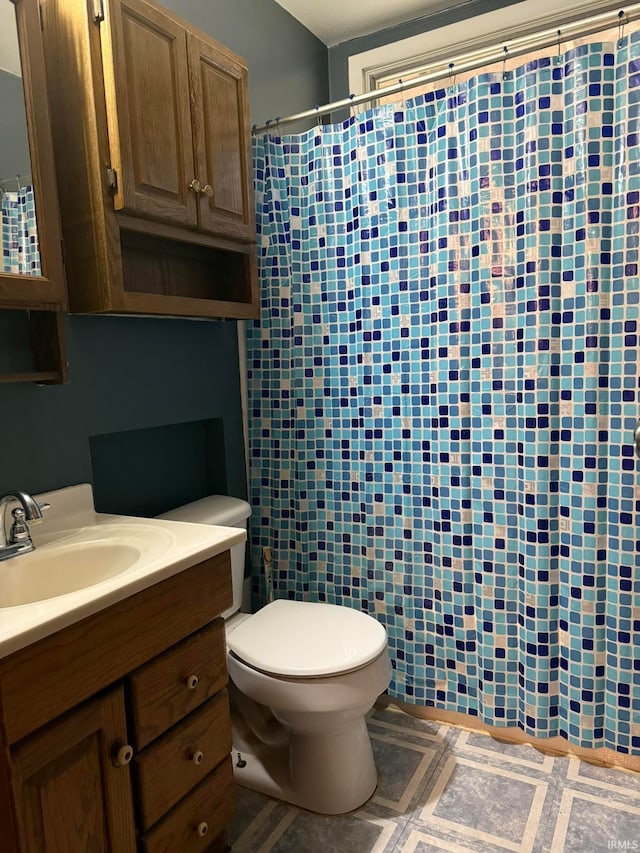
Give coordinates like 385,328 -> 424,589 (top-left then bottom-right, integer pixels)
226,598 -> 391,813
159,496 -> 392,814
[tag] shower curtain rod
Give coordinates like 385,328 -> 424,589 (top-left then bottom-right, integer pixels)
0,175 -> 31,188
253,3 -> 640,134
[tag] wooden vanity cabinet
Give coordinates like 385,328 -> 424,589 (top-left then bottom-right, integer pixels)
40,0 -> 258,320
0,553 -> 236,852
11,687 -> 137,852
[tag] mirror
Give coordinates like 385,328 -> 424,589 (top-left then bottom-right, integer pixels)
0,1 -> 40,275
0,0 -> 66,310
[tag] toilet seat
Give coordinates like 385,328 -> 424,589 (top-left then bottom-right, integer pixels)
226,599 -> 387,678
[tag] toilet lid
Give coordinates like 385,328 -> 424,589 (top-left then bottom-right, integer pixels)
226,599 -> 387,677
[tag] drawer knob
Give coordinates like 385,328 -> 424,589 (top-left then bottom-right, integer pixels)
189,178 -> 202,193
112,743 -> 134,767
186,674 -> 199,690
201,183 -> 214,198
196,821 -> 209,837
191,749 -> 204,765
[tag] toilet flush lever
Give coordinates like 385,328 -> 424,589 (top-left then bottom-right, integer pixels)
235,752 -> 247,768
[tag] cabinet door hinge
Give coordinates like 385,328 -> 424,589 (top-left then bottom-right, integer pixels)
92,0 -> 105,23
105,166 -> 118,193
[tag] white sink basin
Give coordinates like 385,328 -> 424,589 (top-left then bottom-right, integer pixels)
0,541 -> 142,607
0,484 -> 247,660
0,520 -> 177,609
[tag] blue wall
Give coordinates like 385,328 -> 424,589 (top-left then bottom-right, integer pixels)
164,0 -> 328,130
0,0 -> 328,509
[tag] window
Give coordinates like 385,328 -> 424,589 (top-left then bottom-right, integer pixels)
348,0 -> 639,107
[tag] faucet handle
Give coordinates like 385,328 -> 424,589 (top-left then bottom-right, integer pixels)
10,508 -> 32,543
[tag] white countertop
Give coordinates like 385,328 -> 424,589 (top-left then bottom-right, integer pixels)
0,484 -> 245,659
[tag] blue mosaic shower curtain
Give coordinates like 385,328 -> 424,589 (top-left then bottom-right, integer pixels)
248,37 -> 640,753
1,185 -> 40,275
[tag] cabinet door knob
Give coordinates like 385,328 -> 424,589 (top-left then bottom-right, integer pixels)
201,183 -> 214,198
191,749 -> 204,765
189,178 -> 202,193
186,674 -> 199,690
196,821 -> 209,837
112,743 -> 134,767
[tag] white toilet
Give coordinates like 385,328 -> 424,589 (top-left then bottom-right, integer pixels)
159,495 -> 392,815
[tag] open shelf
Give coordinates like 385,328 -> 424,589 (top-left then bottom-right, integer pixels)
120,229 -> 254,305
0,371 -> 60,384
0,309 -> 67,384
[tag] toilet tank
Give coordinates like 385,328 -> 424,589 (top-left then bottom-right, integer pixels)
158,495 -> 251,618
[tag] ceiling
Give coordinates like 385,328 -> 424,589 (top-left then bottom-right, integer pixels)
272,0 -> 474,47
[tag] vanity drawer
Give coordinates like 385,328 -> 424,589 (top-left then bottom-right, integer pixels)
140,755 -> 234,853
135,691 -> 231,829
129,619 -> 227,749
0,557 -> 230,745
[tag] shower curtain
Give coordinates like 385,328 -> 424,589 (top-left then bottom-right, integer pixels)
1,185 -> 40,275
248,36 -> 640,753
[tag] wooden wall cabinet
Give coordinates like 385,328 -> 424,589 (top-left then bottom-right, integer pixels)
0,554 -> 236,852
41,0 -> 258,320
0,0 -> 68,384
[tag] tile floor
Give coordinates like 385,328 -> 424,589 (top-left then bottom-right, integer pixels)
227,704 -> 640,853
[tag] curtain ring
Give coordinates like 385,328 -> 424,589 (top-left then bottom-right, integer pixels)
502,45 -> 509,81
554,29 -> 563,66
448,62 -> 456,91
618,10 -> 626,46
349,93 -> 356,120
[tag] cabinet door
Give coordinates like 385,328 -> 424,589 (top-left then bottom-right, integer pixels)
100,0 -> 198,228
11,686 -> 136,852
188,34 -> 255,241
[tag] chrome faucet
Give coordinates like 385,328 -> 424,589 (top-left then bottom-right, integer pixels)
0,491 -> 46,562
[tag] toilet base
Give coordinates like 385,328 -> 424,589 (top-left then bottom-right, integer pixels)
231,714 -> 379,814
